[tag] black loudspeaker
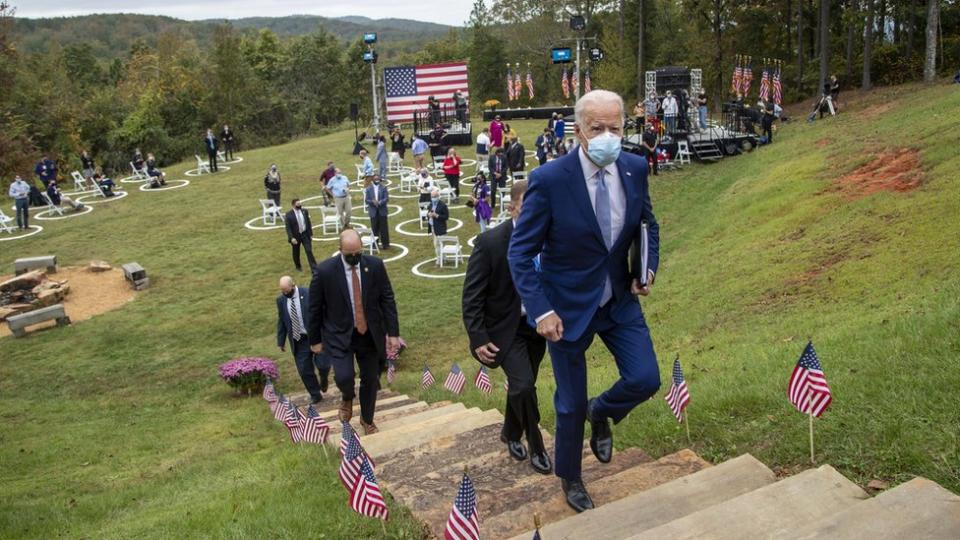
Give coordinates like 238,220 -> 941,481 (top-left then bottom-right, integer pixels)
350,103 -> 359,121
655,66 -> 691,94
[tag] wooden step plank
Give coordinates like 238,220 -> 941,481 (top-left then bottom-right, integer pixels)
787,477 -> 960,539
509,453 -> 772,540
363,408 -> 502,459
313,394 -> 409,419
377,423 -> 507,483
326,401 -> 432,434
627,465 -> 868,540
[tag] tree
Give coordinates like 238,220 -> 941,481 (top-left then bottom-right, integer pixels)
863,0 -> 875,89
923,0 -> 939,82
468,0 -> 506,103
818,0 -> 830,93
636,0 -> 644,99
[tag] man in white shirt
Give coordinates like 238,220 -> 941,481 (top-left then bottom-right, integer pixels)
284,198 -> 316,272
277,276 -> 328,403
8,175 -> 32,230
475,128 -> 491,165
662,90 -> 679,134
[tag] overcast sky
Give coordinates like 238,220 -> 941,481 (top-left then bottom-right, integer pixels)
12,0 -> 474,27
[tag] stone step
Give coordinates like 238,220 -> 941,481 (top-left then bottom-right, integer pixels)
362,408 -> 503,459
510,453 -> 774,540
786,477 -> 960,539
492,449 -> 710,539
327,401 -> 436,434
377,423 -> 508,483
627,465 -> 869,540
313,394 -> 410,419
370,402 -> 471,432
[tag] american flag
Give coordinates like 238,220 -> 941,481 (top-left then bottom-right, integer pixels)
339,422 -> 364,491
664,357 -> 690,422
273,394 -> 288,422
299,405 -> 330,445
474,366 -> 492,394
350,454 -> 389,520
571,67 -> 579,95
561,67 -> 570,99
773,68 -> 783,105
584,68 -> 592,93
387,361 -> 396,385
444,363 -> 466,394
283,401 -> 303,443
742,63 -> 753,96
526,69 -> 534,99
514,70 -> 522,101
262,379 -> 277,403
384,62 -> 470,123
340,421 -> 377,468
788,342 -> 833,418
421,365 -> 435,389
506,67 -> 514,101
759,67 -> 771,102
731,63 -> 742,94
444,473 -> 479,540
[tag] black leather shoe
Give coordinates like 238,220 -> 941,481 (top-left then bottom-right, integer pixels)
310,395 -> 323,405
500,434 -> 527,461
530,452 -> 552,475
587,398 -> 613,463
319,373 -> 329,393
561,478 -> 594,513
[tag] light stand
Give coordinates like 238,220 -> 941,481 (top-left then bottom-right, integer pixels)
363,32 -> 381,136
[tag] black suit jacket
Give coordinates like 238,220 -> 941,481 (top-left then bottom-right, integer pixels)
506,142 -> 525,172
308,255 -> 399,361
462,221 -> 541,367
488,155 -> 507,186
428,200 -> 449,236
285,208 -> 313,242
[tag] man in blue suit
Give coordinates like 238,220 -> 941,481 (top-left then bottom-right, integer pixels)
364,176 -> 391,249
277,275 -> 329,403
204,129 -> 219,172
508,90 -> 660,513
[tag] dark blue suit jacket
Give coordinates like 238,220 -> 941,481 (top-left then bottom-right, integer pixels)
364,184 -> 390,218
508,149 -> 659,342
276,286 -> 311,348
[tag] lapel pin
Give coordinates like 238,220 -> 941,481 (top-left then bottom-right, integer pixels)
626,171 -> 632,176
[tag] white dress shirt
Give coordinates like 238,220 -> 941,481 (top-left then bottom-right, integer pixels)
578,147 -> 626,247
293,209 -> 306,233
341,256 -> 362,322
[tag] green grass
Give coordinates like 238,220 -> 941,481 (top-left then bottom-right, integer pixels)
2,81 -> 959,537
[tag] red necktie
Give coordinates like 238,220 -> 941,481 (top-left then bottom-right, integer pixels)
352,267 -> 367,334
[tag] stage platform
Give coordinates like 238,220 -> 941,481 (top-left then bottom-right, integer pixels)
482,106 -> 574,121
415,122 -> 472,147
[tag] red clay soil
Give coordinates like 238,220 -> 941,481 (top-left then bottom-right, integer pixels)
832,148 -> 924,199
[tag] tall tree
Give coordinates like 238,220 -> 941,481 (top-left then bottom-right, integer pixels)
797,2 -> 805,93
468,0 -> 505,103
845,0 -> 858,82
923,0 -> 939,82
818,0 -> 830,93
862,0 -> 875,89
636,0 -> 644,98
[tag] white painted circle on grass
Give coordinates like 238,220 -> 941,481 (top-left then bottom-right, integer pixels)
138,179 -> 190,192
220,156 -> 244,164
329,242 -> 410,263
394,217 -> 462,237
185,165 -> 230,177
0,224 -> 43,241
243,216 -> 284,231
410,257 -> 470,279
34,204 -> 94,220
351,204 -> 402,217
75,191 -> 129,205
119,175 -> 148,184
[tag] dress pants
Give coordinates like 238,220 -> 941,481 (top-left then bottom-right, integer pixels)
291,236 -> 316,270
501,321 -> 548,453
548,302 -> 661,480
335,196 -> 351,228
208,150 -> 218,172
369,212 -> 390,248
332,330 -> 381,424
223,142 -> 234,161
292,335 -> 328,401
15,198 -> 29,229
445,173 -> 460,198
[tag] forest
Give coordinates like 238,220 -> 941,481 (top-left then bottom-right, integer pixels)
1,1 -> 957,185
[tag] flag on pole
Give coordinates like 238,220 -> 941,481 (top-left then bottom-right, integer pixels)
387,361 -> 396,385
300,405 -> 330,445
444,473 -> 480,540
526,68 -> 535,99
474,366 -> 492,394
421,365 -> 436,389
731,60 -> 742,95
788,342 -> 833,418
759,67 -> 771,102
772,67 -> 783,105
339,422 -> 364,490
444,363 -> 466,394
742,62 -> 754,96
340,421 -> 377,468
262,379 -> 277,403
350,454 -> 389,520
514,70 -> 523,101
383,62 -> 470,123
283,401 -> 303,443
506,67 -> 515,101
273,394 -> 288,422
665,357 -> 691,422
561,67 -> 570,99
584,68 -> 592,93
571,67 -> 579,95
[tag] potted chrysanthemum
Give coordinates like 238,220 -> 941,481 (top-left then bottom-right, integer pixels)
218,357 -> 279,396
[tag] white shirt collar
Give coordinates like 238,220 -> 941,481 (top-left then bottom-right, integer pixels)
578,146 -> 615,182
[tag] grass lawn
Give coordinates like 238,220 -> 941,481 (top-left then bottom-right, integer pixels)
2,81 -> 958,537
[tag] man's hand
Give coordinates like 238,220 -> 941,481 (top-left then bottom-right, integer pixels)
474,342 -> 500,365
387,336 -> 401,356
290,238 -> 298,245
631,270 -> 656,296
537,313 -> 564,342
310,343 -> 323,354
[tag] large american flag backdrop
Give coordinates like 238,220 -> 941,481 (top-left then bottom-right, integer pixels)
384,62 -> 470,124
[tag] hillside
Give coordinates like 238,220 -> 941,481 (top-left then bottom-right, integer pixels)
1,81 -> 958,537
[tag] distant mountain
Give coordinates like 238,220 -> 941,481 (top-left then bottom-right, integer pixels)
217,15 -> 452,42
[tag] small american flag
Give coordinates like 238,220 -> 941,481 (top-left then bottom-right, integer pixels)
742,63 -> 754,96
299,405 -> 330,445
525,69 -> 534,99
773,68 -> 783,105
664,357 -> 691,422
421,365 -> 436,389
514,70 -> 522,101
350,454 -> 389,520
339,422 -> 363,491
759,67 -> 771,102
340,422 -> 376,468
474,366 -> 492,394
444,363 -> 466,394
272,394 -> 288,422
788,342 -> 833,418
571,67 -> 579,95
732,63 -> 742,94
262,379 -> 277,403
506,67 -> 515,101
387,361 -> 396,385
584,68 -> 592,93
561,67 -> 570,99
444,473 -> 480,540
283,401 -> 303,443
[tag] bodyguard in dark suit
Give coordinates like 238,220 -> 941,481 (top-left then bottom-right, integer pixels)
462,180 -> 551,474
308,230 -> 401,435
506,137 -> 526,174
277,276 -> 329,403
285,198 -> 316,272
488,148 -> 507,210
426,188 -> 449,236
509,90 -> 661,513
204,129 -> 219,172
363,178 -> 391,249
219,124 -> 235,161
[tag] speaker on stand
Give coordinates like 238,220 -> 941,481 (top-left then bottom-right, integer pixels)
350,103 -> 364,155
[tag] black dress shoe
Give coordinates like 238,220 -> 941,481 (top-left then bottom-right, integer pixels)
310,395 -> 323,405
530,451 -> 552,475
561,478 -> 594,513
500,434 -> 528,461
319,373 -> 329,393
587,398 -> 613,463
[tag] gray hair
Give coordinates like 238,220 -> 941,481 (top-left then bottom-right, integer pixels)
574,90 -> 625,125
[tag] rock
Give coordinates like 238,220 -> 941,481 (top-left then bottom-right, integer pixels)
867,479 -> 891,491
0,304 -> 33,321
0,270 -> 47,292
88,261 -> 112,272
34,288 -> 65,307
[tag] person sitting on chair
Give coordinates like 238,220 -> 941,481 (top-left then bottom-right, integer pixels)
92,172 -> 116,197
418,169 -> 436,205
132,148 -> 145,172
80,151 -> 96,183
34,156 -> 58,189
145,153 -> 167,188
46,180 -> 85,212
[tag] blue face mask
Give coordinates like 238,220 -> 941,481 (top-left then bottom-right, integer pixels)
585,131 -> 622,167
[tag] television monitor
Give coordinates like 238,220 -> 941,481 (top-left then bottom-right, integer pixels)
551,47 -> 572,64
363,32 -> 377,44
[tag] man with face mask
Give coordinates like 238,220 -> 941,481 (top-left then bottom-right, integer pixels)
364,175 -> 391,249
276,275 -> 329,404
508,89 -> 661,513
309,230 -> 401,435
285,198 -> 317,272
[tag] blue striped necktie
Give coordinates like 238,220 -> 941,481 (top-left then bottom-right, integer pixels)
595,168 -> 613,305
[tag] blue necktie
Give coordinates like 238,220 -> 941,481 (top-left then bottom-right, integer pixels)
595,168 -> 613,305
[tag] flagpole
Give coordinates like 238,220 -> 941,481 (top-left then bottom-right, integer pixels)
684,410 -> 691,443
807,393 -> 816,464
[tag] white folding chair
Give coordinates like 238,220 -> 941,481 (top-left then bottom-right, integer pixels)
498,187 -> 511,214
217,150 -> 226,162
195,155 -> 211,175
388,152 -> 402,172
40,192 -> 65,216
511,171 -> 526,183
321,206 -> 341,234
259,199 -> 283,225
677,140 -> 692,165
354,164 -> 365,182
400,172 -> 417,193
489,212 -> 509,228
360,231 -> 380,254
437,179 -> 455,204
71,171 -> 89,192
432,155 -> 445,172
436,235 -> 463,268
418,202 -> 431,230
0,209 -> 15,233
477,160 -> 489,174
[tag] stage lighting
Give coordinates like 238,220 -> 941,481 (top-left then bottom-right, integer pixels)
551,47 -> 572,64
589,47 -> 604,61
363,51 -> 377,64
363,32 -> 377,44
569,15 -> 586,31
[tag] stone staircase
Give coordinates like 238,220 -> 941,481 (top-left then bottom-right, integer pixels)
288,389 -> 960,539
